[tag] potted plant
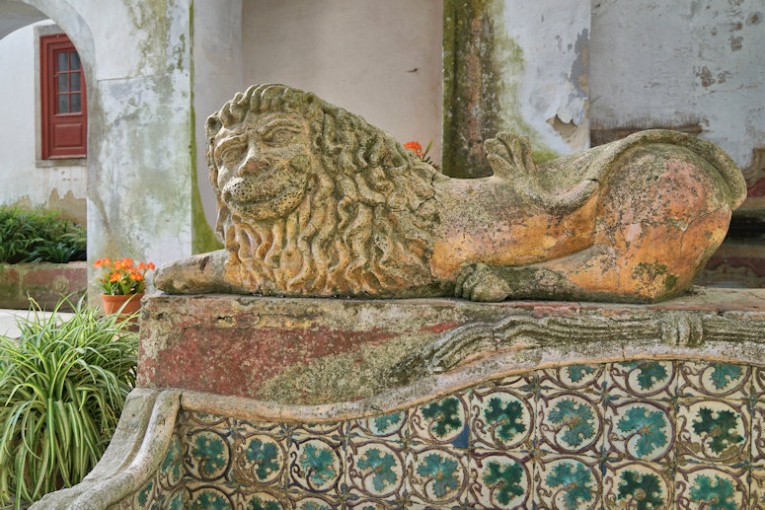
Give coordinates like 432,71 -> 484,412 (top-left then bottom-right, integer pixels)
93,257 -> 155,318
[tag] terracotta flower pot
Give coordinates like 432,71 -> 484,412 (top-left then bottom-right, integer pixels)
100,292 -> 144,322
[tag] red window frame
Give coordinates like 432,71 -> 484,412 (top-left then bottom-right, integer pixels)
41,34 -> 87,159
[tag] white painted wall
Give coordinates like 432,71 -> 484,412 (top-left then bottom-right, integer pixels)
0,21 -> 86,223
499,0 -> 591,154
241,0 -> 443,158
590,0 -> 765,169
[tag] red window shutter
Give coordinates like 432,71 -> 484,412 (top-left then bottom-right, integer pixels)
41,34 -> 87,159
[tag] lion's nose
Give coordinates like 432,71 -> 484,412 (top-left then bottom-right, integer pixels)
238,146 -> 268,176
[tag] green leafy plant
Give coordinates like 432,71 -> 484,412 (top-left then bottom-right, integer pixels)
0,297 -> 138,508
0,206 -> 86,264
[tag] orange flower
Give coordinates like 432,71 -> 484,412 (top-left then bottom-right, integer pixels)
109,273 -> 121,282
94,258 -> 111,268
129,271 -> 144,281
404,141 -> 423,156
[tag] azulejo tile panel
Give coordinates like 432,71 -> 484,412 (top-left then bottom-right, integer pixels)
123,359 -> 765,509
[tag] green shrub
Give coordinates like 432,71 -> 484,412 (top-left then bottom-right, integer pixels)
0,298 -> 138,508
0,206 -> 86,264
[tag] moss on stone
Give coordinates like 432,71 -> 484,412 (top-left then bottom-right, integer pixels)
442,0 -> 558,179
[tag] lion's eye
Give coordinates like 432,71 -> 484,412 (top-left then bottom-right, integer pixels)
263,128 -> 297,146
219,144 -> 246,166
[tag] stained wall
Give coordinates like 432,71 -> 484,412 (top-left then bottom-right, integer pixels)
0,21 -> 87,224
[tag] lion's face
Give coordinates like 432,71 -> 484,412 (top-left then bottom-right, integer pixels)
213,112 -> 313,221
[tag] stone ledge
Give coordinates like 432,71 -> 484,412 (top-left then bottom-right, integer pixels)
0,261 -> 87,311
138,288 -> 765,405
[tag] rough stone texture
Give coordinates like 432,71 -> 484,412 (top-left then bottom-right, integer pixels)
155,84 -> 747,303
29,389 -> 180,510
0,261 -> 86,311
138,289 -> 765,406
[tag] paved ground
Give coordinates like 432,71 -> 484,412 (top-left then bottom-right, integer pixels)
0,308 -> 75,338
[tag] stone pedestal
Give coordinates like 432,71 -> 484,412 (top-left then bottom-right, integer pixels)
34,289 -> 765,509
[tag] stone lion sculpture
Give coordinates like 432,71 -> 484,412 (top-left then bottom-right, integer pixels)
155,83 -> 746,302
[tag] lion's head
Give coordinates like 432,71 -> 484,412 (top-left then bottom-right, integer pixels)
206,84 -> 443,297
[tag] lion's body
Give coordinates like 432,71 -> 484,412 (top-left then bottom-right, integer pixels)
155,84 -> 747,303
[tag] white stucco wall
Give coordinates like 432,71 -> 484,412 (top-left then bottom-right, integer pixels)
0,21 -> 87,223
0,0 -> 196,302
241,0 -> 444,160
499,0 -> 591,154
590,0 -> 765,169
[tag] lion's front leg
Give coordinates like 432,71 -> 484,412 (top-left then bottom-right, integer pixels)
454,263 -> 512,302
154,250 -> 236,294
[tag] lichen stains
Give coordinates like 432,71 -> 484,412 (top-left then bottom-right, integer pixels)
570,28 -> 590,100
125,0 -> 172,72
442,0 -> 504,178
728,34 -> 743,51
632,262 -> 680,293
696,66 -> 715,87
442,0 -> 557,178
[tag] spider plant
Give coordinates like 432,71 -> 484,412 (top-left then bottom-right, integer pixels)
0,298 -> 138,508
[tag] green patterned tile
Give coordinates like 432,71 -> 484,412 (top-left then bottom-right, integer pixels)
537,393 -> 604,455
675,465 -> 748,509
469,375 -> 535,451
605,400 -> 675,462
468,449 -> 533,509
346,439 -> 405,500
606,361 -> 676,401
534,455 -> 601,510
406,444 -> 469,506
603,460 -> 673,510
288,437 -> 344,494
410,394 -> 469,445
678,361 -> 751,401
675,399 -> 750,465
185,429 -> 232,481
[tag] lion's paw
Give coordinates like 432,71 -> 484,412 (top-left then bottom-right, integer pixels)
454,263 -> 511,302
484,132 -> 537,180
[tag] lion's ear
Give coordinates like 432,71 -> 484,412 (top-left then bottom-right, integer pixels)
207,116 -> 222,135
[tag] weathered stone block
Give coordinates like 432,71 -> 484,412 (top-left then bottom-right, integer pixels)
0,266 -> 20,303
0,262 -> 87,311
138,289 -> 765,406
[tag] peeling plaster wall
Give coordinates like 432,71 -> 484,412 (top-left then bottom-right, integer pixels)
498,0 -> 591,155
0,21 -> 86,223
78,0 -> 194,268
0,0 -> 196,302
590,0 -> 765,170
241,0 -> 443,165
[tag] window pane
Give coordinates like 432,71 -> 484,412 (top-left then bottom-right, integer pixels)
71,93 -> 81,112
57,51 -> 68,71
57,73 -> 69,93
57,94 -> 69,113
70,51 -> 80,70
70,72 -> 80,92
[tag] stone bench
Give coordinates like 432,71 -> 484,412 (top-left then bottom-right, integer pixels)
34,288 -> 765,509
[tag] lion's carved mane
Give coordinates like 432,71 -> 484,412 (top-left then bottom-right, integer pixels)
207,84 -> 445,297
